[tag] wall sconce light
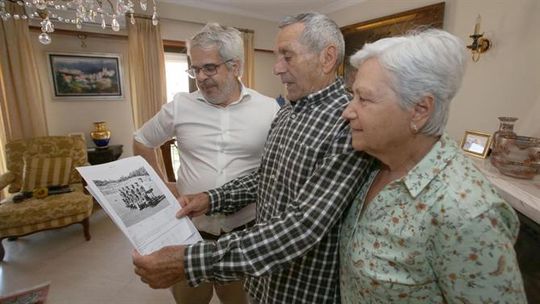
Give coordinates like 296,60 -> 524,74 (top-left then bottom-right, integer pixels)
467,15 -> 491,62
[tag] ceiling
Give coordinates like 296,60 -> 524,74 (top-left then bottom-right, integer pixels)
160,0 -> 368,22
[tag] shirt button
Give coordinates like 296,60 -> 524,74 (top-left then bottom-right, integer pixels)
291,114 -> 297,119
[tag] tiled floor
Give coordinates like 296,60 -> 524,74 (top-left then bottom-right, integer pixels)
0,209 -> 220,303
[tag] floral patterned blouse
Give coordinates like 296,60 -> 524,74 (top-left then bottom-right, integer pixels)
340,133 -> 527,303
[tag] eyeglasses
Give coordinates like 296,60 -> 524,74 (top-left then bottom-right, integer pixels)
185,59 -> 233,79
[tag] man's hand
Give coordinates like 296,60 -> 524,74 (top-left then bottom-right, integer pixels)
176,192 -> 210,218
132,245 -> 187,289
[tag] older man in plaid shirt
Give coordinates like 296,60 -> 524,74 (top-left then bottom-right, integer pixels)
134,12 -> 373,304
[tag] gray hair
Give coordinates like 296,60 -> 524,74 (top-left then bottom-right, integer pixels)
187,23 -> 244,76
279,12 -> 345,69
350,29 -> 467,136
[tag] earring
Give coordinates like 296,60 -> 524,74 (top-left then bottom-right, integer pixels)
411,123 -> 418,133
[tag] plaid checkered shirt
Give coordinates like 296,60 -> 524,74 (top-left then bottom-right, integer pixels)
184,78 -> 373,303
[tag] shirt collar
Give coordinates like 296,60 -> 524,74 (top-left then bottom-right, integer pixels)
291,78 -> 346,112
195,80 -> 251,106
402,133 -> 459,198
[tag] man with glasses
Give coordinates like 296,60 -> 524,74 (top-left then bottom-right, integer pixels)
132,23 -> 280,304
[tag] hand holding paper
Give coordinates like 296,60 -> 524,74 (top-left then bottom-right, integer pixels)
132,245 -> 187,289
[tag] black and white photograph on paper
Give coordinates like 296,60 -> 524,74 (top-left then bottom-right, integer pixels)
76,156 -> 201,255
92,167 -> 168,227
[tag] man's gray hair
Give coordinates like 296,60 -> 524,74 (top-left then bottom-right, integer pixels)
187,23 -> 244,76
350,29 -> 467,136
279,12 -> 344,69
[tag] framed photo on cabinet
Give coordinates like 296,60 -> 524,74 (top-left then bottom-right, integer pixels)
460,130 -> 492,158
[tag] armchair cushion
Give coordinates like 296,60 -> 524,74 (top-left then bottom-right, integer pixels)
5,136 -> 87,193
21,156 -> 73,192
0,184 -> 92,238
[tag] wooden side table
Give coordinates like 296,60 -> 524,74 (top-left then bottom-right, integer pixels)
87,145 -> 123,165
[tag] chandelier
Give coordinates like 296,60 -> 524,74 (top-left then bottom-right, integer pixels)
0,0 -> 159,45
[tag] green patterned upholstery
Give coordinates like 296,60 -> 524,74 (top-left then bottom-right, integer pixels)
0,136 -> 93,261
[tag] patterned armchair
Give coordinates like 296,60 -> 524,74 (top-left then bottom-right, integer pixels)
0,136 -> 93,261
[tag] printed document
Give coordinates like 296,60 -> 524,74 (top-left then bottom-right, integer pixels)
77,156 -> 201,255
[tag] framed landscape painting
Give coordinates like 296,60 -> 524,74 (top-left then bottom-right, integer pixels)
49,53 -> 123,98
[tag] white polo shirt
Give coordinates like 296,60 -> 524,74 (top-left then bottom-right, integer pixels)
134,85 -> 280,235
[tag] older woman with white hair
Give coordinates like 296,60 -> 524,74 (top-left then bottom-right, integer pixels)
340,29 -> 526,303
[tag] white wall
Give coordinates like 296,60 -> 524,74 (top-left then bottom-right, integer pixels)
445,0 -> 540,139
157,2 -> 279,50
31,32 -> 136,157
330,0 -> 540,140
254,51 -> 286,98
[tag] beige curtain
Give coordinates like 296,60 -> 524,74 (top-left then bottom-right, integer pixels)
127,16 -> 167,129
0,2 -> 49,198
240,29 -> 255,88
127,16 -> 167,175
0,102 -> 6,199
0,2 -> 48,141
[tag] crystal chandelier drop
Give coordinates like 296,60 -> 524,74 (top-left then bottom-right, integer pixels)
0,0 -> 159,45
